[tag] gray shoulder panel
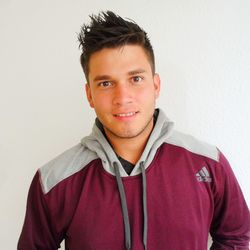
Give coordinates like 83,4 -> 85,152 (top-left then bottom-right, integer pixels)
165,130 -> 219,162
39,143 -> 98,194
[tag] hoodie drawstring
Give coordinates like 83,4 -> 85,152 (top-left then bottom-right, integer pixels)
114,162 -> 131,250
114,162 -> 148,250
140,162 -> 148,250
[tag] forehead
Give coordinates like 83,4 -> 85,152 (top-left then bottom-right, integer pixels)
88,45 -> 152,80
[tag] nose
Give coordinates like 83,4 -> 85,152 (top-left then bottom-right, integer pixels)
112,83 -> 133,106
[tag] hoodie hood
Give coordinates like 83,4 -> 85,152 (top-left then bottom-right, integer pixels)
81,108 -> 174,177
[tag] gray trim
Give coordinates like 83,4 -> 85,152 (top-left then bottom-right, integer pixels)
165,130 -> 219,162
39,109 -> 219,193
39,143 -> 98,194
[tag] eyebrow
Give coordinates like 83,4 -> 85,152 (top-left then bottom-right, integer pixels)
93,75 -> 111,82
127,69 -> 146,75
93,69 -> 146,82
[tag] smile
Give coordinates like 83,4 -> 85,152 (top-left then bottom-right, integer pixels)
114,112 -> 138,117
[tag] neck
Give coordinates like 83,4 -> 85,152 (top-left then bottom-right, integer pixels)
104,119 -> 154,165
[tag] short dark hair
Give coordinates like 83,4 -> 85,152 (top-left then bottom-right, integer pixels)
78,11 -> 155,81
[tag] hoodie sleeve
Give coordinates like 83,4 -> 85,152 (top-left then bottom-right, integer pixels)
17,171 -> 61,250
210,152 -> 250,249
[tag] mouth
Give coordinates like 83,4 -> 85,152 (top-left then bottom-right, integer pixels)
113,111 -> 139,117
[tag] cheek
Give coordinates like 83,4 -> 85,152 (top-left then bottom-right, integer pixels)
138,86 -> 157,102
92,93 -> 112,110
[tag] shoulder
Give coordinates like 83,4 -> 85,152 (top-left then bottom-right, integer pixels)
39,143 -> 98,194
164,130 -> 219,162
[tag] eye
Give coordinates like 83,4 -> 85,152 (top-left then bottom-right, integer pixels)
132,76 -> 143,83
99,81 -> 112,87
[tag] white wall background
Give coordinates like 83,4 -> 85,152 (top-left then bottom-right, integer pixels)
0,0 -> 249,249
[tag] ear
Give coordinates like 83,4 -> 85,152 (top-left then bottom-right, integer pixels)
153,73 -> 161,99
85,83 -> 94,108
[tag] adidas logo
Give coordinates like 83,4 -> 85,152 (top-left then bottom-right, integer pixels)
196,166 -> 212,182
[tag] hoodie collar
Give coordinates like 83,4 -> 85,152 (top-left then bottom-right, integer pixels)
81,108 -> 174,177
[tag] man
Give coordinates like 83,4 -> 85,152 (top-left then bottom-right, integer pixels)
18,11 -> 250,250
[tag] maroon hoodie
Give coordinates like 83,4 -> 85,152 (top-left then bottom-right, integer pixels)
18,110 -> 250,249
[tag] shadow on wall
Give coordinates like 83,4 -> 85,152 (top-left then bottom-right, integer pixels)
157,62 -> 191,132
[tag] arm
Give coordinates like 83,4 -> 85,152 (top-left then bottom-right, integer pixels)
18,171 -> 61,250
210,152 -> 250,249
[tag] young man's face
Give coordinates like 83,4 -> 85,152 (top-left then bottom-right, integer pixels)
86,44 -> 160,141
